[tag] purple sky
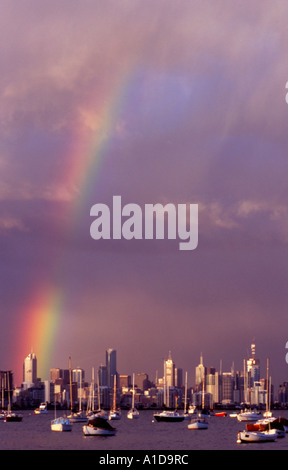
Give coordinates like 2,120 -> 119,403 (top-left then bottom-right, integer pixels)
1,0 -> 288,388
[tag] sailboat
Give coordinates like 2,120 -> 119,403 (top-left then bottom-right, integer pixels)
34,402 -> 48,415
68,364 -> 87,423
237,428 -> 277,443
183,371 -> 190,419
263,358 -> 272,418
188,377 -> 209,430
127,373 -> 140,419
109,375 -> 121,420
237,359 -> 261,422
51,404 -> 72,432
4,373 -> 22,422
83,416 -> 117,436
87,368 -> 109,420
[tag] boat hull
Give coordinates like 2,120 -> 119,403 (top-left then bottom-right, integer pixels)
51,418 -> 72,432
4,413 -> 23,422
237,412 -> 260,422
154,414 -> 184,422
109,411 -> 121,420
237,430 -> 277,443
83,425 -> 116,436
127,409 -> 140,419
188,419 -> 208,429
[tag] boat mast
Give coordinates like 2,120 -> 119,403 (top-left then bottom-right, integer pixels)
69,356 -> 73,412
202,376 -> 205,410
132,373 -> 135,410
266,357 -> 271,414
184,371 -> 188,414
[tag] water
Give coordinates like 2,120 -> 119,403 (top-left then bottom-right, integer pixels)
0,409 -> 287,451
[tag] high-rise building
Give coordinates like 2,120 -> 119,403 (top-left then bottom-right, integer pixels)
23,352 -> 37,385
195,353 -> 206,387
99,365 -> 107,386
247,341 -> 260,386
164,351 -> 175,388
72,368 -> 85,385
106,348 -> 117,388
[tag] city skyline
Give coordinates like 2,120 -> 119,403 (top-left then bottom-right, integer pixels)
13,342 -> 285,392
1,2 -> 288,391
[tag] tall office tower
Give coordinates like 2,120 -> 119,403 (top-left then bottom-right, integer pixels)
195,353 -> 206,387
23,352 -> 37,385
175,368 -> 183,388
246,341 -> 260,386
106,348 -> 117,388
72,368 -> 85,384
164,351 -> 175,388
99,365 -> 107,386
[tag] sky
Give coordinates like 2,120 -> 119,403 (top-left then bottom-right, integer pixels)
1,0 -> 288,388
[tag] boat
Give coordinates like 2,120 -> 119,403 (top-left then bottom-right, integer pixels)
109,375 -> 121,420
247,418 -> 286,438
4,411 -> 23,422
34,402 -> 48,415
69,410 -> 87,423
237,429 -> 277,443
87,368 -> 109,421
4,373 -> 22,422
153,410 -> 185,422
83,417 -> 117,436
127,373 -> 140,419
236,409 -> 260,422
188,417 -> 209,430
68,370 -> 87,423
182,371 -> 191,419
214,412 -> 227,417
188,377 -> 209,430
51,416 -> 72,432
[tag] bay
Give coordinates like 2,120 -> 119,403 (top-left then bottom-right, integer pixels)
0,409 -> 287,451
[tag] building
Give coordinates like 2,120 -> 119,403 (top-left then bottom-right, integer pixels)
195,353 -> 206,388
247,341 -> 260,386
23,352 -> 37,386
164,351 -> 175,388
106,348 -> 117,388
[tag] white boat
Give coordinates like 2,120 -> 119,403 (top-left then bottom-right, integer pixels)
83,417 -> 117,436
153,410 -> 185,422
109,375 -> 121,420
127,408 -> 140,419
188,377 -> 209,429
237,429 -> 277,443
188,417 -> 209,430
237,410 -> 260,422
34,402 -> 48,415
69,410 -> 87,423
127,373 -> 140,419
51,416 -> 72,432
68,371 -> 87,423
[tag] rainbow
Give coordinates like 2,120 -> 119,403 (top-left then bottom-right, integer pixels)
11,65 -> 135,385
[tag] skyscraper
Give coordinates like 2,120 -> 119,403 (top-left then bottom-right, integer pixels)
106,348 -> 117,388
23,352 -> 37,385
195,353 -> 206,387
164,351 -> 175,388
247,341 -> 260,385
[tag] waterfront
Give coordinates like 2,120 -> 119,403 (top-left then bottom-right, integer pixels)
0,409 -> 287,451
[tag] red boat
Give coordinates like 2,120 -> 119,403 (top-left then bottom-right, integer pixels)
214,412 -> 226,417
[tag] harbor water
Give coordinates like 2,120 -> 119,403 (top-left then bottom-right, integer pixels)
0,409 -> 287,451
